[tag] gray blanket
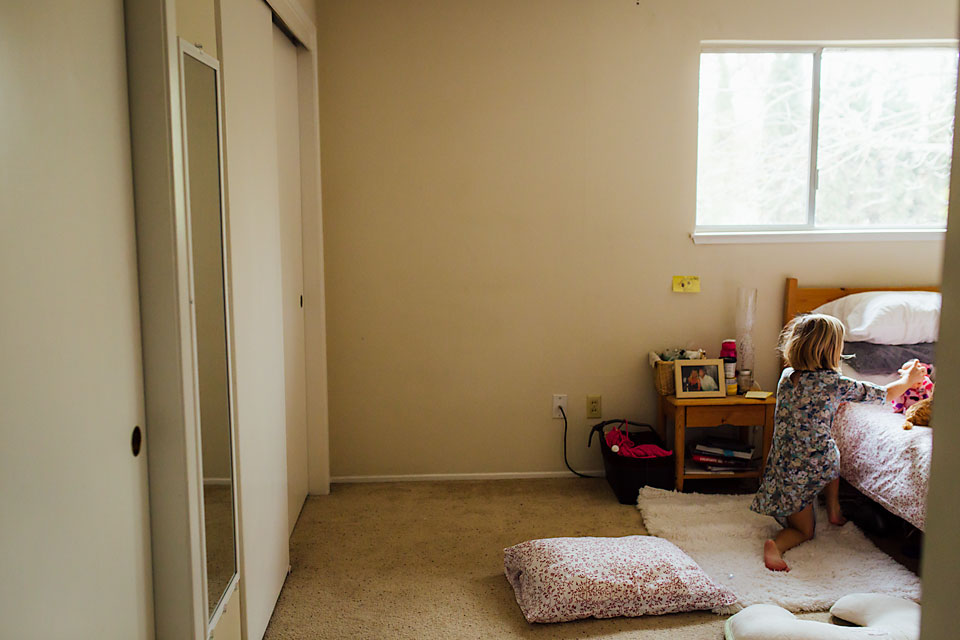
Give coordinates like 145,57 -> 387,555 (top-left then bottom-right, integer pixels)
843,342 -> 936,375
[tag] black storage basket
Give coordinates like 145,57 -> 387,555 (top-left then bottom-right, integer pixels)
589,420 -> 674,504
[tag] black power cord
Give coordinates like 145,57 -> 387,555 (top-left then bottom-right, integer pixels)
559,405 -> 599,478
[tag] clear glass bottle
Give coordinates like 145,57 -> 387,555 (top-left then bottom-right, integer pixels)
737,369 -> 753,394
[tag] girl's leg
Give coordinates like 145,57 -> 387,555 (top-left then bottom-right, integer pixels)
763,505 -> 815,572
824,478 -> 847,526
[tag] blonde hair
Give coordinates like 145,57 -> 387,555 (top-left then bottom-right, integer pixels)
780,313 -> 846,372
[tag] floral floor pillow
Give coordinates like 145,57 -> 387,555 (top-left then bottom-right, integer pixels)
503,535 -> 737,623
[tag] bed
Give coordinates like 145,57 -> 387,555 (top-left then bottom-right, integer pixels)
782,277 -> 937,531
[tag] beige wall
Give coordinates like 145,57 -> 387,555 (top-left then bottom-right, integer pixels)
316,0 -> 956,478
177,0 -> 218,58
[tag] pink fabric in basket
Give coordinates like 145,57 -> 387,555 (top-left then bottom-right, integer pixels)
605,425 -> 672,458
503,535 -> 737,623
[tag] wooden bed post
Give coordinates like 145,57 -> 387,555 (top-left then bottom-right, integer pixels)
781,278 -> 799,370
784,277 -> 799,327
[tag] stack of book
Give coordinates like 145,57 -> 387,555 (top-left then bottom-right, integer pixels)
691,436 -> 756,473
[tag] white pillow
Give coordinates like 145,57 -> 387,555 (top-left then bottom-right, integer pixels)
813,291 -> 940,345
724,593 -> 920,640
503,535 -> 737,623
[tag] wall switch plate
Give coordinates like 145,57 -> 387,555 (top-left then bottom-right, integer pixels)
586,394 -> 602,419
672,275 -> 701,293
552,394 -> 567,419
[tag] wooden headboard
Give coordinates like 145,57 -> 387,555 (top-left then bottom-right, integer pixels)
783,277 -> 940,328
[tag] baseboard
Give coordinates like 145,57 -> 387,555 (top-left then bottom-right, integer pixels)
330,470 -> 606,484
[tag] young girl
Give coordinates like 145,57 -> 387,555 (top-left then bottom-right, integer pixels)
750,313 -> 926,572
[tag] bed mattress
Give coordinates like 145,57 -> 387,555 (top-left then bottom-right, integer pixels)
832,403 -> 931,531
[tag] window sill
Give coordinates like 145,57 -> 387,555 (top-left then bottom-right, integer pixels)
691,228 -> 946,245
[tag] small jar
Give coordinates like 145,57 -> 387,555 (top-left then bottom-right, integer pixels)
719,339 -> 737,360
737,369 -> 753,394
722,358 -> 736,388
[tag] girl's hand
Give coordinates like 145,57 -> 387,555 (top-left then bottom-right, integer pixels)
897,358 -> 918,373
902,360 -> 926,387
886,360 -> 928,403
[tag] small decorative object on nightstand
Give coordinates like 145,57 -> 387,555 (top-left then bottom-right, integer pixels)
656,394 -> 775,491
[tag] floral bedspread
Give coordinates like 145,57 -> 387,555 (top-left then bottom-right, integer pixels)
833,403 -> 931,531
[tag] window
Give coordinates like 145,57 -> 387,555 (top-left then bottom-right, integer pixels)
695,45 -> 958,235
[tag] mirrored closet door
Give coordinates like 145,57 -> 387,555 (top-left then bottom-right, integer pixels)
180,40 -> 239,621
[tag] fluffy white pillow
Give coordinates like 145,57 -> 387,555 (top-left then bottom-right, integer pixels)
813,291 -> 940,345
503,535 -> 737,623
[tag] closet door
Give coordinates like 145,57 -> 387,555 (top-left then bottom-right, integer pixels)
273,24 -> 309,537
221,1 -> 322,635
219,0 -> 290,638
0,2 -> 153,637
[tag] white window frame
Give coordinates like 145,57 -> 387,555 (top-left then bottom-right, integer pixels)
692,40 -> 958,245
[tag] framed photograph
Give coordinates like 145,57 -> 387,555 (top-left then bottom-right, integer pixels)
673,359 -> 726,399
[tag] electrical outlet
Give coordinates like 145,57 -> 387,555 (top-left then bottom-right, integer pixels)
552,394 -> 567,419
586,395 -> 602,419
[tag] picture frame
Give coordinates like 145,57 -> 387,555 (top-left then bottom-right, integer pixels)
673,359 -> 726,399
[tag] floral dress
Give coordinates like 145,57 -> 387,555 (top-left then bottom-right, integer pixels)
750,368 -> 886,520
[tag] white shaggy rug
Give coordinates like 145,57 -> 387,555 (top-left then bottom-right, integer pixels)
636,487 -> 921,613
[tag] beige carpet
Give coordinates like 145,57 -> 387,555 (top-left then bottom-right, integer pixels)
264,478 -> 836,639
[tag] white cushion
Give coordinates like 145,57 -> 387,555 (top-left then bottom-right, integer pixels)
724,593 -> 920,640
830,593 -> 920,638
813,291 -> 940,345
503,535 -> 737,623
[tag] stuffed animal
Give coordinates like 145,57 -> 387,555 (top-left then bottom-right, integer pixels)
892,361 -> 934,415
903,397 -> 933,430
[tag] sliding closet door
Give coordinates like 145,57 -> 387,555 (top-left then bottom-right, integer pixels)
274,25 -> 309,538
220,1 -> 290,638
0,2 -> 153,637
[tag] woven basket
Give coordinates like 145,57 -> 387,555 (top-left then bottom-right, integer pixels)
653,360 -> 675,396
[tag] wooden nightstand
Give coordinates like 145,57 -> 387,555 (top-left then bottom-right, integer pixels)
657,394 -> 776,491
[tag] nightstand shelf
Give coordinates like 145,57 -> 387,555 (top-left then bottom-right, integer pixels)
657,394 -> 775,491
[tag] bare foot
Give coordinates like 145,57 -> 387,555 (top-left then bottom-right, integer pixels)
827,505 -> 847,526
763,539 -> 790,572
